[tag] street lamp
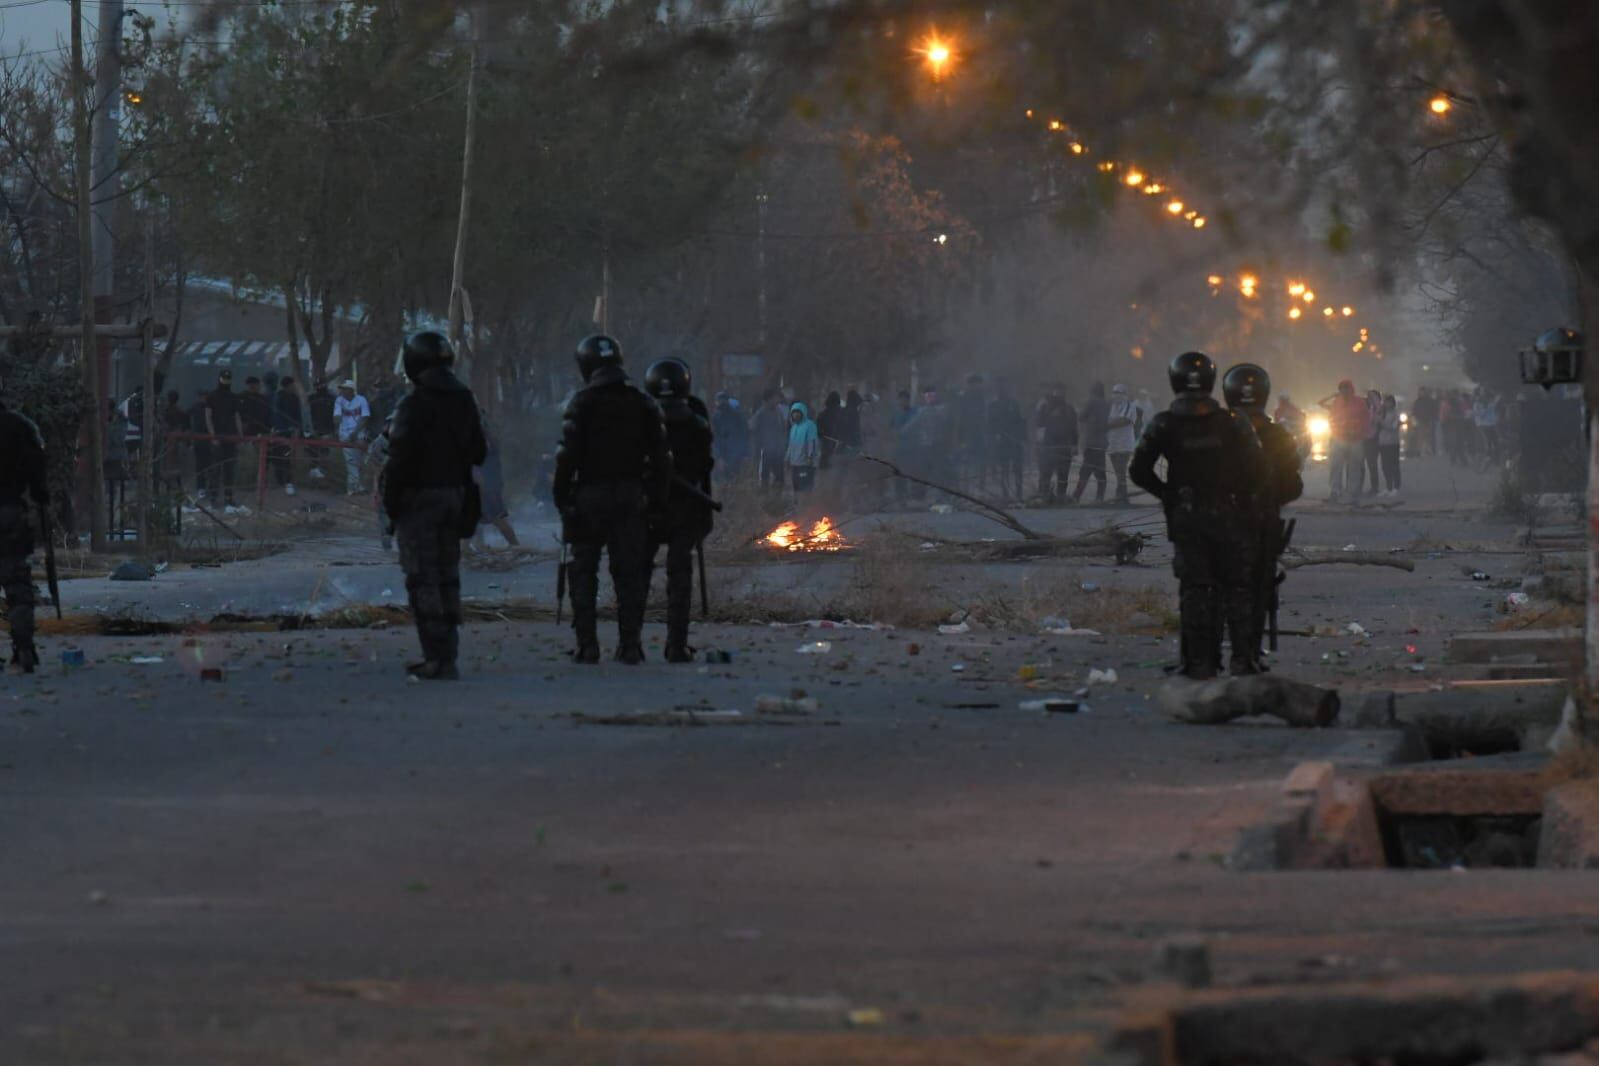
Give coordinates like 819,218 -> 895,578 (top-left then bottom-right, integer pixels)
918,33 -> 955,80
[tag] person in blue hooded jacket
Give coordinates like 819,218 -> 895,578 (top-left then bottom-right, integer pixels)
785,401 -> 820,495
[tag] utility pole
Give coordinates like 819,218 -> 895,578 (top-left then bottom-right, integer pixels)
756,187 -> 768,352
139,217 -> 156,554
72,0 -> 107,553
91,0 -> 123,299
446,20 -> 478,370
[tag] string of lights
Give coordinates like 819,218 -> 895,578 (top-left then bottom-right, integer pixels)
910,29 -> 1467,363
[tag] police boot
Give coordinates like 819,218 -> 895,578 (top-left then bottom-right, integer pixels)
8,640 -> 37,675
614,642 -> 645,666
664,643 -> 695,664
407,659 -> 460,681
1226,587 -> 1261,676
1178,584 -> 1221,680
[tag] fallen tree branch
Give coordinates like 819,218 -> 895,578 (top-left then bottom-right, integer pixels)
1282,550 -> 1415,572
860,454 -> 1045,540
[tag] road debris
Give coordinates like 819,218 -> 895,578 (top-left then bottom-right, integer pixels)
1086,668 -> 1119,685
795,642 -> 832,655
1021,698 -> 1083,714
754,694 -> 819,715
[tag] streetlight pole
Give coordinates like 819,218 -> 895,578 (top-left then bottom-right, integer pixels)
72,0 -> 107,553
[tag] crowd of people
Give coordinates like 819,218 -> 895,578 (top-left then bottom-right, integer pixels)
107,369 -> 408,518
700,374 -> 1164,507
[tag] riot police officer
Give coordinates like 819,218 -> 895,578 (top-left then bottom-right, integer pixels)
1224,363 -> 1304,671
643,358 -> 715,662
0,372 -> 49,674
381,331 -> 487,680
1130,352 -> 1265,679
553,335 -> 672,665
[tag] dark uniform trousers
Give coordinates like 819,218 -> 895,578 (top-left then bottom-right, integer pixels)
647,500 -> 712,648
1169,500 -> 1255,675
1245,506 -> 1281,662
396,487 -> 465,665
569,481 -> 649,649
0,504 -> 36,649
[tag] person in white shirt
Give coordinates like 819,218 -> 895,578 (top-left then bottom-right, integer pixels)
1105,383 -> 1139,504
333,380 -> 371,494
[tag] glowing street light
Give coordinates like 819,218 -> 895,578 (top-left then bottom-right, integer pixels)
1353,341 -> 1364,352
1167,200 -> 1185,215
1069,142 -> 1085,154
1341,306 -> 1354,317
918,33 -> 956,79
1191,216 -> 1206,229
1322,307 -> 1334,317
1097,161 -> 1116,173
1429,94 -> 1452,115
1124,168 -> 1146,186
1301,289 -> 1316,304
1287,281 -> 1306,296
1206,274 -> 1223,286
1048,119 -> 1064,131
1142,183 -> 1164,195
1288,307 -> 1303,320
1239,274 -> 1259,298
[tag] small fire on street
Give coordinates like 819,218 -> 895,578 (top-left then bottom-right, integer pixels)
762,517 -> 848,552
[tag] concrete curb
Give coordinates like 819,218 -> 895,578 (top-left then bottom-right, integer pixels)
1107,971 -> 1599,1066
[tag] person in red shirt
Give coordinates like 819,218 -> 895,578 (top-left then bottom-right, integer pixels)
1320,379 -> 1370,504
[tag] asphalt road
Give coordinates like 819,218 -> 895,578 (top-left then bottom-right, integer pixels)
4,455 -> 1595,1064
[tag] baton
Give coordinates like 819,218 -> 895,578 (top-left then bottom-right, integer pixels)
40,502 -> 61,619
697,539 -> 709,619
555,539 -> 569,625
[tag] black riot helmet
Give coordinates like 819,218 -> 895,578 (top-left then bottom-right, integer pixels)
644,357 -> 691,400
401,331 -> 454,382
1222,363 -> 1271,410
1168,351 -> 1217,396
575,334 -> 623,382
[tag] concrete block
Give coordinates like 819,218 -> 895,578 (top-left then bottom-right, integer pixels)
1369,767 -> 1547,817
1539,780 -> 1599,869
1167,971 -> 1599,1066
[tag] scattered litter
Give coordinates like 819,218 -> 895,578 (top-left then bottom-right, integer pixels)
769,619 -> 891,631
929,504 -> 954,514
937,621 -> 971,635
130,656 -> 164,665
1022,698 -> 1084,714
1410,663 -> 1427,672
1016,664 -> 1041,682
950,663 -> 965,673
1043,624 -> 1101,637
847,1007 -> 885,1027
1341,544 -> 1358,552
754,694 -> 819,715
200,667 -> 225,682
1040,614 -> 1071,631
920,542 -> 938,551
1086,667 -> 1118,685
906,643 -> 920,656
572,709 -> 752,727
703,649 -> 733,664
1505,592 -> 1531,611
60,648 -> 85,669
1471,571 -> 1491,581
1079,581 -> 1100,593
1346,622 -> 1368,637
152,561 -> 169,574
381,588 -> 393,599
795,642 -> 833,655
